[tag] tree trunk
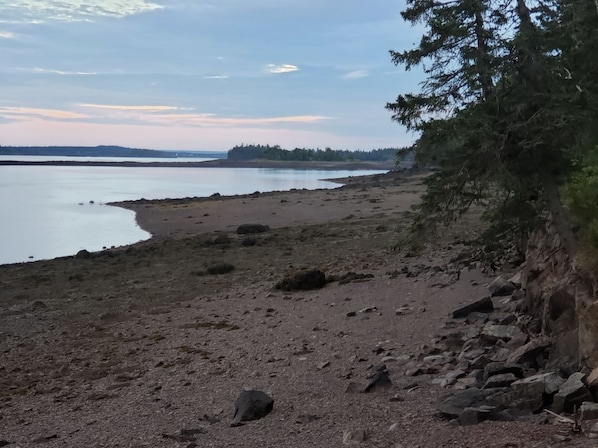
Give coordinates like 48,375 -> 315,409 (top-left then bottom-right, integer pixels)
474,8 -> 494,100
541,174 -> 577,258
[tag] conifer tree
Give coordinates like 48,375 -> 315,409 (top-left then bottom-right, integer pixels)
388,0 -> 598,257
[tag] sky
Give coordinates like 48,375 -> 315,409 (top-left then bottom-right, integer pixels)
0,1 -> 422,152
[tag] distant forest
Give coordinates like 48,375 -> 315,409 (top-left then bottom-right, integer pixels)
227,144 -> 405,162
0,145 -> 221,158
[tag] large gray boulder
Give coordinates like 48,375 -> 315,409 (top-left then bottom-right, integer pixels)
507,338 -> 551,365
553,372 -> 593,414
488,276 -> 517,297
438,388 -> 496,418
452,297 -> 494,318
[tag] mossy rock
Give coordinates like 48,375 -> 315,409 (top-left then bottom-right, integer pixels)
237,224 -> 270,234
207,263 -> 235,275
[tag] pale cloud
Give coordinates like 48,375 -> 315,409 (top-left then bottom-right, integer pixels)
0,31 -> 14,38
344,70 -> 369,79
202,75 -> 229,79
79,103 -> 330,127
148,114 -> 331,127
266,64 -> 299,74
0,0 -> 163,22
17,67 -> 97,75
0,106 -> 88,121
80,104 -> 179,112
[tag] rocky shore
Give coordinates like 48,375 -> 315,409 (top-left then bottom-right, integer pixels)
0,170 -> 595,447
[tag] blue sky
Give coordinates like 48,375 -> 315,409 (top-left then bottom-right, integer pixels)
0,1 -> 421,151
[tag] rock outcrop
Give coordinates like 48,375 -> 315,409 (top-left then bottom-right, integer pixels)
524,220 -> 598,369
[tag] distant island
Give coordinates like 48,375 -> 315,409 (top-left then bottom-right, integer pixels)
0,143 -> 412,170
0,145 -> 225,159
226,144 -> 400,163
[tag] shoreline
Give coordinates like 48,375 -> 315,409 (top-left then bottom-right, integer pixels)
0,158 -> 396,170
112,169 -> 425,242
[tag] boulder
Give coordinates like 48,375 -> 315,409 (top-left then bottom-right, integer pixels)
365,365 -> 392,392
553,372 -> 593,414
579,300 -> 598,369
438,388 -> 495,418
236,223 -> 270,234
581,420 -> 598,439
511,371 -> 565,396
488,276 -> 517,297
484,362 -> 525,381
588,367 -> 598,400
75,249 -> 91,259
458,405 -> 497,426
466,312 -> 489,325
506,372 -> 565,413
232,390 -> 274,426
581,402 -> 598,421
452,297 -> 494,318
275,269 -> 327,291
508,271 -> 523,288
507,338 -> 550,366
483,373 -> 518,389
480,324 -> 522,343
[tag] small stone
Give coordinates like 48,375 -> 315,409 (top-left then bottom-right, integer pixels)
365,365 -> 392,392
317,361 -> 331,370
342,429 -> 367,445
445,369 -> 466,381
295,413 -> 320,424
359,307 -> 377,313
454,377 -> 478,389
395,306 -> 413,315
232,390 -> 274,426
345,382 -> 362,394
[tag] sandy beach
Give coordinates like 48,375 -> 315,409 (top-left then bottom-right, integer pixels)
0,171 -> 592,447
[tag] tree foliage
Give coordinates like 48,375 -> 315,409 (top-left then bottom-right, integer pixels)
387,0 -> 598,257
227,144 -> 402,163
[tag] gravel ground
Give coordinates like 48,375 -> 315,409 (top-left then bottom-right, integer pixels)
0,172 -> 593,447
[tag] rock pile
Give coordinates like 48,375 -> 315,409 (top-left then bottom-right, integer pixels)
401,273 -> 598,438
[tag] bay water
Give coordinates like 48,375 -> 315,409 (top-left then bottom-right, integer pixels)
0,159 -> 384,265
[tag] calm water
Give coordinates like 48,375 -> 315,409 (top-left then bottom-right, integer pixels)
0,161 -> 384,265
